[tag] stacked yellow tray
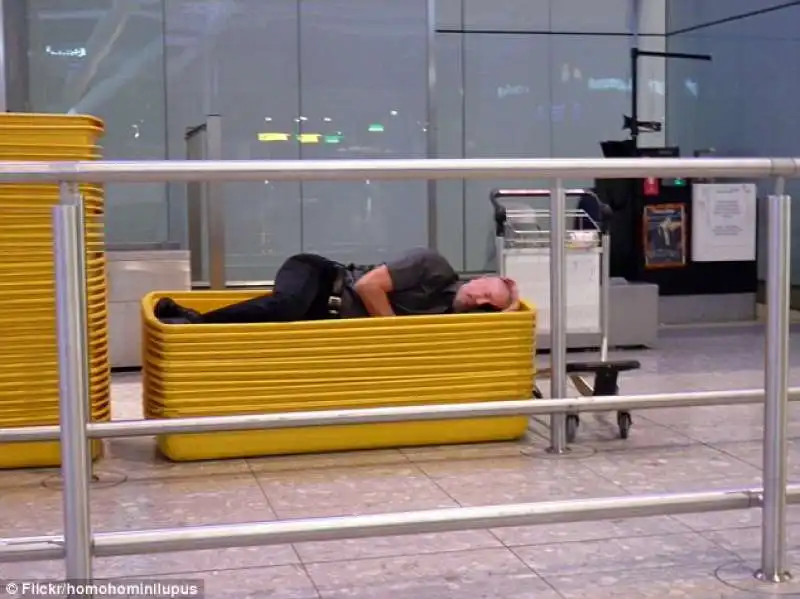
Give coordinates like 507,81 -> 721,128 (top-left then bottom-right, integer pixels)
142,291 -> 536,461
0,113 -> 110,468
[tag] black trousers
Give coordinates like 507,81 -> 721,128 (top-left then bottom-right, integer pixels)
198,254 -> 339,324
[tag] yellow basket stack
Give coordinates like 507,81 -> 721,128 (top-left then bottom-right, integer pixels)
142,291 -> 536,461
0,113 -> 110,469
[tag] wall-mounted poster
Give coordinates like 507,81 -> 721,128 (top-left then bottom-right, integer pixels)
691,183 -> 757,262
643,203 -> 686,269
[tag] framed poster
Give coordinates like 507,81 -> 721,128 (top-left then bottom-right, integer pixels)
691,183 -> 757,262
643,203 -> 686,269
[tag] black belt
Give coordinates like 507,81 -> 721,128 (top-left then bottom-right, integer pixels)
327,266 -> 348,317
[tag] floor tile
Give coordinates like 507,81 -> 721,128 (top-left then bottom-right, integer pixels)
415,454 -> 627,507
545,562 -> 786,599
492,515 -> 691,547
527,415 -> 695,452
513,532 -> 737,576
580,445 -> 762,494
673,505 -> 800,531
247,449 -> 409,473
87,460 -> 298,577
708,439 -> 800,481
295,530 -> 502,565
253,463 -> 500,562
400,439 -> 535,463
0,560 -> 65,580
701,525 -> 800,563
152,564 -> 320,599
253,464 -> 456,519
0,483 -> 64,536
305,547 -> 563,599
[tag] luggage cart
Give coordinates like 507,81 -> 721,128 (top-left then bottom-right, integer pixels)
491,189 -> 641,442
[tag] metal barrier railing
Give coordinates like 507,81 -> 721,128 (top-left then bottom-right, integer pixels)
0,157 -> 795,589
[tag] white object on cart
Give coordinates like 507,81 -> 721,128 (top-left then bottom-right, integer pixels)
491,189 -> 610,353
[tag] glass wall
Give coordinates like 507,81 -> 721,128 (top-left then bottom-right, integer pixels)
20,0 -> 666,279
666,2 -> 800,284
164,0 -> 429,280
435,0 -> 666,271
26,0 -> 169,245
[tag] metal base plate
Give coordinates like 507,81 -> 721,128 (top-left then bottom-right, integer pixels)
716,561 -> 799,595
42,469 -> 127,490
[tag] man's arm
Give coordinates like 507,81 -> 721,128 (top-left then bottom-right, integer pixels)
353,265 -> 396,316
354,248 -> 455,317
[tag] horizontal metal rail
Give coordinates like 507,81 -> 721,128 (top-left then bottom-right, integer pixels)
0,157 -> 797,183
0,388 -> 795,444
1,485 -> 796,563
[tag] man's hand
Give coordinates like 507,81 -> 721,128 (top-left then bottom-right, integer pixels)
354,265 -> 396,317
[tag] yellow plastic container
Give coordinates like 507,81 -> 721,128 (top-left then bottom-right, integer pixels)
0,112 -> 109,468
0,112 -> 104,130
0,383 -> 110,404
0,414 -> 108,469
0,438 -> 106,470
0,198 -> 104,214
0,402 -> 110,425
142,290 -> 536,461
0,125 -> 104,147
0,145 -> 102,160
0,183 -> 103,196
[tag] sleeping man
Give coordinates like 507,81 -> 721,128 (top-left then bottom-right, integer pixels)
154,247 -> 520,324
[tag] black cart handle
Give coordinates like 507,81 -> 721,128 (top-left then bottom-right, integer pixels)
490,188 -> 613,235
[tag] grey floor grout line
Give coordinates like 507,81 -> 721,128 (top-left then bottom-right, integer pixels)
244,459 -> 308,567
504,545 -> 569,599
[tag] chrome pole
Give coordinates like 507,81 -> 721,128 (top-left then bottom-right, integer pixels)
205,115 -> 226,290
0,157 -> 789,184
548,179 -> 568,453
5,484 -> 800,563
54,183 -> 94,590
758,178 -> 792,583
7,387 -> 800,444
600,233 -> 611,361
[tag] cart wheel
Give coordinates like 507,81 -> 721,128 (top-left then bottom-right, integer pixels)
617,411 -> 632,439
533,386 -> 544,399
566,414 -> 580,443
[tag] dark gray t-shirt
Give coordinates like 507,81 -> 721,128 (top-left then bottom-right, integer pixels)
340,248 -> 462,318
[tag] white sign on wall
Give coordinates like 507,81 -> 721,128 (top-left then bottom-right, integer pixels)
692,183 -> 757,263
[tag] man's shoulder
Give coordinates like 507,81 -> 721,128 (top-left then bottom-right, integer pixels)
395,247 -> 450,265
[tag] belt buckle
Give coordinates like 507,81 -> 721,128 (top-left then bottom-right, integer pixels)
328,295 -> 342,316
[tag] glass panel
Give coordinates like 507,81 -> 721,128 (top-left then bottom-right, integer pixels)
299,0 -> 428,265
463,0 -> 549,32
437,0 -> 463,29
165,0 -> 301,281
550,0 -> 638,34
551,35 -> 649,187
667,5 -> 800,283
433,32 -> 465,270
667,0 -> 788,33
462,33 -> 551,272
27,0 -> 168,245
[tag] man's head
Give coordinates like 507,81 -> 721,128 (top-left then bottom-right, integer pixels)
453,276 -> 520,313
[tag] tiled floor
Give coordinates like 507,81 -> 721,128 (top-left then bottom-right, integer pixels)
5,324 -> 800,597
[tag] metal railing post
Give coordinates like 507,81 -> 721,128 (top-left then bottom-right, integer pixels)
54,183 -> 94,592
548,179 -> 568,453
758,177 -> 792,583
204,115 -> 226,290
600,233 -> 611,361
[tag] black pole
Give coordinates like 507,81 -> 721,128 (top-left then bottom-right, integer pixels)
628,48 -> 711,148
630,47 -> 639,147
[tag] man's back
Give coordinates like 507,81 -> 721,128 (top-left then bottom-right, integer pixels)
341,248 -> 461,317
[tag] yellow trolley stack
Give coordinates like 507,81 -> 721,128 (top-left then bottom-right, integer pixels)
142,291 -> 536,461
0,113 -> 110,468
